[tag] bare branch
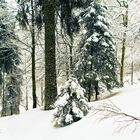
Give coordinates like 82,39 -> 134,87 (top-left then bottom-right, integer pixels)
92,101 -> 140,133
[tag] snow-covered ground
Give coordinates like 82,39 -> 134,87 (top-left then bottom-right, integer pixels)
0,85 -> 140,140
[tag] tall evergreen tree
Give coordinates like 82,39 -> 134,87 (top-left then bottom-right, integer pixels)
0,1 -> 22,116
75,1 -> 119,101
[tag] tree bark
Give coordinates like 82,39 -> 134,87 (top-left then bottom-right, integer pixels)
88,81 -> 91,102
44,0 -> 57,110
65,46 -> 69,81
1,68 -> 5,116
131,56 -> 134,85
95,80 -> 99,101
31,0 -> 37,108
24,53 -> 28,110
120,3 -> 128,87
69,36 -> 73,76
41,79 -> 44,106
120,32 -> 126,87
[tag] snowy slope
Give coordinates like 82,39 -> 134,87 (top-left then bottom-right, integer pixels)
0,85 -> 140,140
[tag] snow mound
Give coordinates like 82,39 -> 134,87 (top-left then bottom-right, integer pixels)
0,85 -> 140,140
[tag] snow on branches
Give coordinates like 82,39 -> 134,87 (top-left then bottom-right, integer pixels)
53,78 -> 90,127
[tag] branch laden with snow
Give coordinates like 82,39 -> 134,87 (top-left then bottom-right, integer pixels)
53,78 -> 90,127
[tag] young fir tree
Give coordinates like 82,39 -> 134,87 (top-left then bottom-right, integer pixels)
75,1 -> 119,101
0,1 -> 22,116
53,78 -> 90,127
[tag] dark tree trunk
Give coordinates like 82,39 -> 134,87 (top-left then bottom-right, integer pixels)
88,81 -> 91,102
69,45 -> 73,75
44,0 -> 57,110
65,46 -> 69,81
69,36 -> 73,76
120,32 -> 126,87
31,0 -> 37,108
1,68 -> 5,116
87,40 -> 94,102
95,80 -> 99,101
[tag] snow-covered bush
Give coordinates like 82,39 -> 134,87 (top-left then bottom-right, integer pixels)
53,78 -> 90,127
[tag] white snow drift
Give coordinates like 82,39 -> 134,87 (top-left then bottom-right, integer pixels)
0,85 -> 140,140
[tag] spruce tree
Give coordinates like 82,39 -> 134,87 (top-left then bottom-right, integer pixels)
75,1 -> 119,101
0,1 -> 22,116
53,78 -> 90,127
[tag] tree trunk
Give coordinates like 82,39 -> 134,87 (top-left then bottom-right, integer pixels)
41,79 -> 44,106
25,83 -> 28,110
120,4 -> 128,87
1,68 -> 5,116
24,53 -> 28,110
65,46 -> 69,81
31,0 -> 37,108
11,91 -> 20,115
69,37 -> 73,76
44,0 -> 57,110
120,32 -> 126,87
88,81 -> 91,102
95,80 -> 99,101
131,57 -> 134,85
